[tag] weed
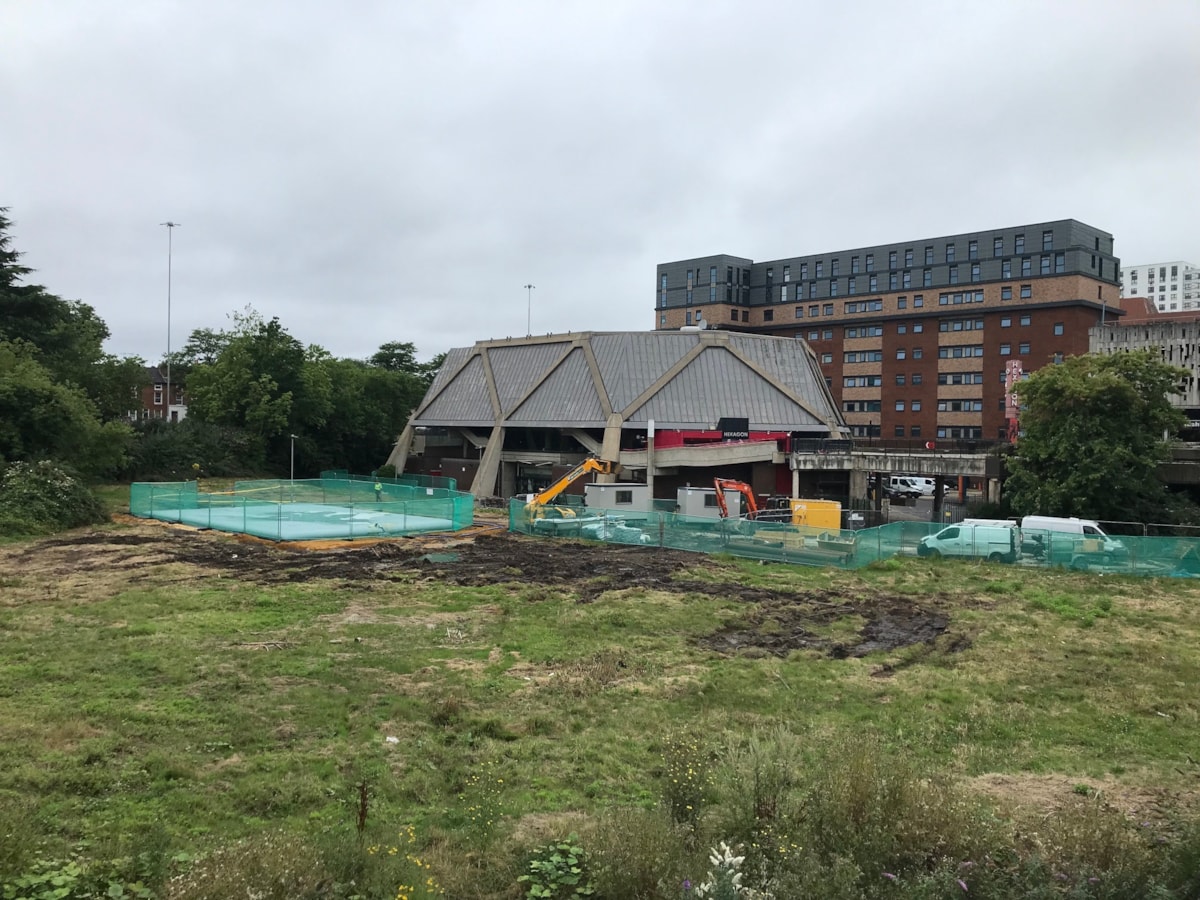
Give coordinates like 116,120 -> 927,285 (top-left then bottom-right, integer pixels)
661,731 -> 715,828
518,834 -> 595,898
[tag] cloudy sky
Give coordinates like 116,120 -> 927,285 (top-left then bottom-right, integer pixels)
3,0 -> 1198,364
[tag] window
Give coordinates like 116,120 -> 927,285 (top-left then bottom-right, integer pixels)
730,310 -> 738,322
1020,284 -> 1032,298
938,372 -> 984,385
869,273 -> 879,292
848,277 -> 857,295
946,243 -> 956,262
949,265 -> 959,285
782,265 -> 790,282
1053,352 -> 1064,364
765,268 -> 773,284
686,311 -> 692,325
895,401 -> 905,411
912,372 -> 923,386
1000,343 -> 1011,355
865,253 -> 874,271
845,325 -> 885,338
1015,234 -> 1025,253
1019,342 -> 1030,355
897,323 -> 907,334
686,269 -> 693,287
1040,255 -> 1051,275
763,309 -> 774,321
794,306 -> 803,318
1001,286 -> 1012,300
843,400 -> 882,412
823,304 -> 834,316
661,314 -> 667,325
895,374 -> 906,385
1000,317 -> 1012,328
889,250 -> 898,268
1021,257 -> 1031,276
709,285 -> 716,302
1053,322 -> 1064,335
1054,252 -> 1065,274
851,255 -> 860,274
821,353 -> 833,364
898,297 -> 907,309
993,236 -> 1003,256
889,273 -> 898,290
971,263 -> 980,282
1002,259 -> 1011,278
937,399 -> 984,412
923,268 -> 932,287
911,400 -> 922,412
815,261 -> 825,279
780,285 -> 788,302
912,348 -> 923,359
615,490 -> 633,504
903,271 -> 912,288
911,426 -> 922,437
905,249 -> 913,267
808,330 -> 819,340
925,245 -> 934,264
809,283 -> 817,298
809,304 -> 819,317
843,375 -> 884,388
1042,229 -> 1053,251
913,323 -> 923,332
710,265 -> 717,284
831,259 -> 840,276
800,263 -> 808,279
913,295 -> 924,307
829,279 -> 839,297
894,425 -> 906,437
896,349 -> 907,360
968,240 -> 978,260
704,494 -> 719,508
1020,314 -> 1031,326
844,350 -> 884,363
938,345 -> 984,358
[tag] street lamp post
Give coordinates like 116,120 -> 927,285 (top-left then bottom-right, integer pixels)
161,221 -> 180,420
290,434 -> 298,481
524,283 -> 535,336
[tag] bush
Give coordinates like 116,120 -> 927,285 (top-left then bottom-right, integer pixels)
0,460 -> 105,536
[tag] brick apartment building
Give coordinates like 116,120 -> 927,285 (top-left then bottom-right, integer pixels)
130,365 -> 187,422
655,219 -> 1121,443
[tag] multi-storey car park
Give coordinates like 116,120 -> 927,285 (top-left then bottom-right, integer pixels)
655,219 -> 1122,444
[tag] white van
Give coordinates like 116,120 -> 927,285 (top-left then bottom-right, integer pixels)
917,521 -> 1018,562
887,476 -> 922,498
905,476 -> 937,496
1019,516 -> 1125,566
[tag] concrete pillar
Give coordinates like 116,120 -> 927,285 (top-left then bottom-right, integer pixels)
384,423 -> 415,472
931,478 -> 945,522
849,468 -> 869,501
600,414 -> 623,461
987,478 -> 1001,504
500,461 -> 517,499
791,467 -> 800,499
471,424 -> 505,499
646,418 -> 656,502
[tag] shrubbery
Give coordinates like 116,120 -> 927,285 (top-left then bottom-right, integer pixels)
0,460 -> 105,536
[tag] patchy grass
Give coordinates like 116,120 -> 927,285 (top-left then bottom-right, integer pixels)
0,524 -> 1198,897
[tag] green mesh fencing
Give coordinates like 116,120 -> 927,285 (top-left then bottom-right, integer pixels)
507,502 -> 1200,578
130,477 -> 473,541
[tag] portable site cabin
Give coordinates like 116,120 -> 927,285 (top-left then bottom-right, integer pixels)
677,486 -> 743,519
584,482 -> 652,512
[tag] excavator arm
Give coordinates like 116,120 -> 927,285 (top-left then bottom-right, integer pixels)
712,478 -> 759,519
526,458 -> 618,518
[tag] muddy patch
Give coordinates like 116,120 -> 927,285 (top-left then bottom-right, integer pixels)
698,594 -> 957,659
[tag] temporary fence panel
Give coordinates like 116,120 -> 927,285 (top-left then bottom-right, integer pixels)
131,477 -> 474,541
506,502 -> 1200,579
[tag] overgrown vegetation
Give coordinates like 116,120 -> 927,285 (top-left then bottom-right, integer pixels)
0,460 -> 105,537
1,528 -> 1199,897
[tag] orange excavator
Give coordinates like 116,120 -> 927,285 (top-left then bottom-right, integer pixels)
712,478 -> 760,519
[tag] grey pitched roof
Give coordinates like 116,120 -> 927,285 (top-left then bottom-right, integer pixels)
409,331 -> 845,433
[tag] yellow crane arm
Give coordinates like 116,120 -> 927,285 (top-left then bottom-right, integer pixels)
527,458 -> 616,510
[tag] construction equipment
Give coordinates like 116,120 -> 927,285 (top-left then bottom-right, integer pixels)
713,479 -> 843,529
526,458 -> 618,522
712,478 -> 759,519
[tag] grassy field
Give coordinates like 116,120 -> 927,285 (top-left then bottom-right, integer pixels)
1,516 -> 1198,898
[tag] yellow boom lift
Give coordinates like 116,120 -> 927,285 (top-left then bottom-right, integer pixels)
525,458 -> 618,521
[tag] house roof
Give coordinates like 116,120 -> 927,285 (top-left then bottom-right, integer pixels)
408,330 -> 846,434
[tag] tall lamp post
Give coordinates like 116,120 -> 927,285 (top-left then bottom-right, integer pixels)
161,221 -> 181,420
524,283 -> 535,336
290,433 -> 298,481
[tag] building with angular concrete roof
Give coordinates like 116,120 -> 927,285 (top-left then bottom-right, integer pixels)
387,330 -> 847,498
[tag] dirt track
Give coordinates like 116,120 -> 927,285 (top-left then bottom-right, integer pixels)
0,521 -> 961,660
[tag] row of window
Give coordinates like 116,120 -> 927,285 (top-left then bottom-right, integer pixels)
771,258 -> 1060,300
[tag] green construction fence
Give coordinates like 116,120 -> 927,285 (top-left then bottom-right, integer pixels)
130,477 -> 474,541
507,502 -> 1200,579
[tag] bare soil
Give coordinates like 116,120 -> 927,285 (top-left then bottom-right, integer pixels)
0,521 -> 962,659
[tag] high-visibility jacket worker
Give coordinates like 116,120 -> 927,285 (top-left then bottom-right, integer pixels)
374,481 -> 383,501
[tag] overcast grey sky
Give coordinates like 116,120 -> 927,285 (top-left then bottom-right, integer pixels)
3,0 -> 1198,364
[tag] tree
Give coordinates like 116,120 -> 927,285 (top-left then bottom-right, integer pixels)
369,341 -> 445,388
1005,350 -> 1187,522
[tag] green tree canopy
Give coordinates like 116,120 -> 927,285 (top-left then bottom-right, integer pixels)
1005,350 -> 1188,522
